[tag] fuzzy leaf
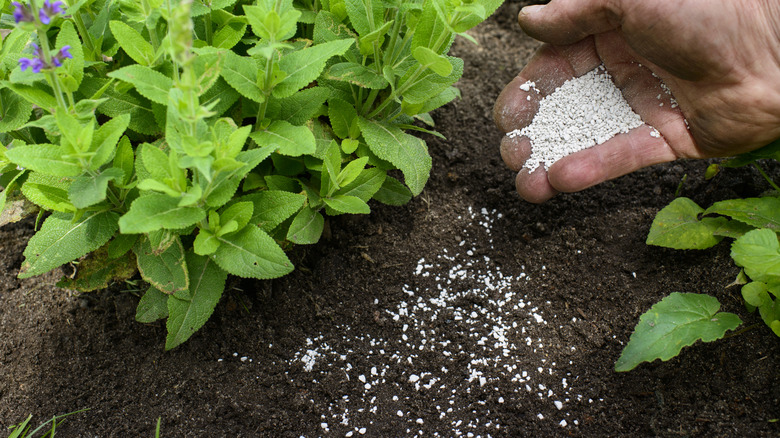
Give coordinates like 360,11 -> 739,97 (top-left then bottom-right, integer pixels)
212,226 -> 293,279
90,114 -> 131,170
57,245 -> 136,292
68,168 -> 124,209
615,293 -> 742,372
5,144 -> 81,177
704,197 -> 780,232
372,175 -> 412,205
19,211 -> 119,278
221,52 -> 264,102
250,120 -> 316,157
108,65 -> 173,105
136,286 -> 169,323
21,173 -> 73,212
272,86 -> 330,125
213,20 -> 246,50
56,20 -> 85,91
286,206 -> 324,244
109,20 -> 155,65
325,62 -> 388,89
338,167 -> 386,202
238,190 -> 306,232
731,228 -> 780,283
274,39 -> 355,98
357,118 -> 431,195
646,197 -> 728,249
1,82 -> 58,113
412,46 -> 453,76
401,57 -> 463,104
343,0 -> 382,36
742,281 -> 772,308
204,146 -> 274,208
119,194 -> 206,234
165,253 -> 227,349
328,97 -> 357,140
134,235 -> 189,294
0,88 -> 33,133
324,194 -> 370,214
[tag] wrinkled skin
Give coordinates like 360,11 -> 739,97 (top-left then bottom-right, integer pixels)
494,0 -> 780,203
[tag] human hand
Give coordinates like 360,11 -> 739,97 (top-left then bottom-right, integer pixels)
494,0 -> 780,203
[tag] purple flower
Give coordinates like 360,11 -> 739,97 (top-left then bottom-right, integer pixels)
17,43 -> 70,73
11,1 -> 35,24
19,57 -> 45,73
38,0 -> 65,25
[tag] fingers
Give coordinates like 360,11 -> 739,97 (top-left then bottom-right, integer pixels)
515,165 -> 559,204
519,0 -> 624,46
547,125 -> 677,193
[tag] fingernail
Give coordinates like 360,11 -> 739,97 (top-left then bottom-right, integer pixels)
520,4 -> 545,17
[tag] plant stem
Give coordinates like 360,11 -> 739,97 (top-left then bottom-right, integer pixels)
722,323 -> 761,339
752,162 -> 780,192
203,11 -> 213,46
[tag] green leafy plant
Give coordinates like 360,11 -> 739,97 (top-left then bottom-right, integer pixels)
6,409 -> 88,438
0,0 -> 503,349
617,141 -> 780,371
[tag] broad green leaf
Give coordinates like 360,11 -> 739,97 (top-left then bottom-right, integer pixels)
274,39 -> 355,98
204,146 -> 274,208
324,194 -> 370,214
136,286 -> 169,323
220,52 -> 264,102
411,1 -> 453,55
244,2 -> 300,41
194,229 -> 220,255
313,10 -> 356,45
358,118 -> 431,195
325,62 -> 389,89
108,65 -> 173,105
213,20 -> 246,50
402,86 -> 460,116
722,139 -> 780,168
270,86 -> 330,125
712,219 -> 755,239
139,143 -> 171,180
339,167 -> 386,202
68,168 -> 124,209
212,226 -> 293,279
80,78 -> 159,135
343,0 -> 382,36
19,211 -> 119,278
56,20 -> 85,91
239,190 -> 306,232
5,144 -> 81,177
742,281 -> 772,307
337,156 -> 369,187
0,88 -> 33,133
57,246 -> 136,292
21,173 -> 73,212
165,252 -> 227,349
646,197 -> 728,249
704,197 -> 780,232
119,194 -> 206,234
1,82 -> 58,113
731,228 -> 780,283
328,97 -> 357,139
109,20 -> 154,65
134,235 -> 189,294
286,206 -> 324,244
615,293 -> 742,372
219,201 -> 253,233
90,114 -> 131,170
107,233 -> 138,259
113,136 -> 134,185
200,78 -> 241,117
401,57 -> 463,104
372,175 -> 412,205
413,46 -> 453,76
250,120 -> 316,156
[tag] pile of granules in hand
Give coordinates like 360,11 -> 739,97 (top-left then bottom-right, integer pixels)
507,65 -> 648,171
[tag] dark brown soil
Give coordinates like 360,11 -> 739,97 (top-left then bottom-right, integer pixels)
1,2 -> 779,437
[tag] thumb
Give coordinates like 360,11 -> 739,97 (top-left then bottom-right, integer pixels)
519,0 -> 624,45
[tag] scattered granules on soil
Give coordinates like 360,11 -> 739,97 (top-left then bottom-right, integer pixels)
507,65 -> 646,171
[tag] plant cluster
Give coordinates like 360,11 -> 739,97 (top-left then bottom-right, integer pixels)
617,141 -> 780,371
0,0 -> 503,349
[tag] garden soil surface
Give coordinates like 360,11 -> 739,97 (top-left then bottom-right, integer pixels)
1,2 -> 779,437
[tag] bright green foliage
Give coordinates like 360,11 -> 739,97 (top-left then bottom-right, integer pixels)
634,141 -> 780,369
616,293 -> 741,372
0,0 -> 503,349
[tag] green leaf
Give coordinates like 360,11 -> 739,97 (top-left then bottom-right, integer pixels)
5,144 -> 81,177
325,62 -> 389,89
57,245 -> 136,292
212,225 -> 293,279
731,228 -> 780,283
239,190 -> 306,232
90,114 -> 131,170
108,65 -> 173,105
313,11 -> 356,44
357,118 -> 431,196
742,281 -> 772,308
109,20 -> 155,65
722,139 -> 780,167
19,211 -> 119,278
107,233 -> 138,259
213,20 -> 246,50
80,78 -> 159,135
274,39 -> 355,98
372,175 -> 412,205
200,78 -> 241,118
339,167 -> 386,202
220,51 -> 264,103
413,46 -> 453,76
704,197 -> 780,232
194,229 -> 220,255
68,168 -> 124,209
244,2 -> 300,41
286,206 -> 324,244
204,146 -> 274,208
328,97 -> 357,139
119,194 -> 207,234
1,82 -> 58,114
272,86 -> 330,125
712,219 -> 755,239
343,0 -> 382,36
615,293 -> 742,372
0,88 -> 33,133
219,201 -> 253,234
165,252 -> 227,349
646,197 -> 728,249
324,194 -> 370,214
411,1 -> 453,55
250,120 -> 316,156
21,173 -> 73,212
113,136 -> 134,186
134,235 -> 189,295
136,286 -> 169,323
337,156 -> 369,187
401,57 -> 463,105
56,20 -> 85,91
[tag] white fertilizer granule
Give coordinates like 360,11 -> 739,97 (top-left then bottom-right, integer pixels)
507,65 -> 645,171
